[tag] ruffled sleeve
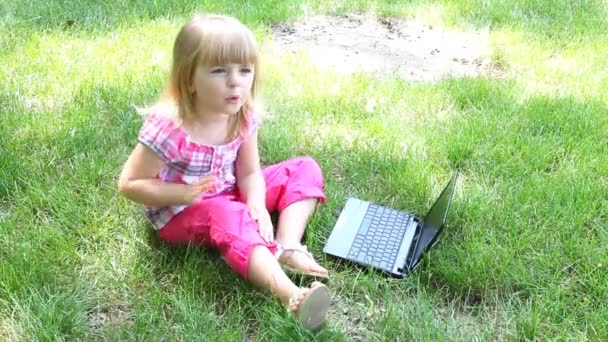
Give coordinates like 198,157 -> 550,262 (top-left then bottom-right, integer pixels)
137,114 -> 179,163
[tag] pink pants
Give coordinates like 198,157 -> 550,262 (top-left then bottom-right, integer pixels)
158,157 -> 327,279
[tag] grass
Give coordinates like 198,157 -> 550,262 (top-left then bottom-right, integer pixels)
1,0 -> 607,340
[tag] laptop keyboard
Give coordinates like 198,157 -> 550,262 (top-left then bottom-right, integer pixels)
347,203 -> 411,270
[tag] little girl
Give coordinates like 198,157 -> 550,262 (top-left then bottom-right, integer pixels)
118,14 -> 331,330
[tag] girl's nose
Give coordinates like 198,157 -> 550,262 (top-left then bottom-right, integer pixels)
227,70 -> 238,87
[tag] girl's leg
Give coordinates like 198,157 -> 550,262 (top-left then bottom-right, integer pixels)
160,195 -> 330,329
275,199 -> 328,276
275,198 -> 316,247
248,245 -> 330,330
247,245 -> 298,303
261,157 -> 329,276
202,195 -> 330,328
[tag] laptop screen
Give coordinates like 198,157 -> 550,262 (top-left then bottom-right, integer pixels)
409,173 -> 458,269
423,173 -> 457,238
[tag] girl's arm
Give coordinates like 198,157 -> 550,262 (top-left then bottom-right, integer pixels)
118,143 -> 212,206
237,130 -> 274,242
236,130 -> 265,207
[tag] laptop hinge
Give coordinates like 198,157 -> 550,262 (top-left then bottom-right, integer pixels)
403,219 -> 423,271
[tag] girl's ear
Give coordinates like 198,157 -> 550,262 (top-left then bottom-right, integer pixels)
187,68 -> 196,94
188,79 -> 195,94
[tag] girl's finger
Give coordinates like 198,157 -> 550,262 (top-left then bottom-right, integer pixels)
195,184 -> 210,192
248,206 -> 258,221
263,221 -> 274,242
259,223 -> 268,241
196,176 -> 216,186
262,230 -> 269,243
194,176 -> 215,193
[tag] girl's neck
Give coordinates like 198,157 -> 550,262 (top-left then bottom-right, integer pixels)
185,109 -> 231,126
182,111 -> 238,145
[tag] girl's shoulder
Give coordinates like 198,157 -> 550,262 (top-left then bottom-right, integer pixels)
137,104 -> 186,163
249,110 -> 261,124
140,103 -> 181,134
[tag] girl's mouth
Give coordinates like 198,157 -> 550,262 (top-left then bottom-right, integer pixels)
226,95 -> 240,103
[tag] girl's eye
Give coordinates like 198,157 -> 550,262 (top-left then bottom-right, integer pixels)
211,68 -> 226,74
240,67 -> 252,73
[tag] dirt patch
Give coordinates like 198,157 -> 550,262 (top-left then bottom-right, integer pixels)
87,304 -> 134,336
328,293 -> 383,341
271,14 -> 499,81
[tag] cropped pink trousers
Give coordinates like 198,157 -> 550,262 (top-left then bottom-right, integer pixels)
158,157 -> 326,279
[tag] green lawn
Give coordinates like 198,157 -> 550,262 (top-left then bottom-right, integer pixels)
1,0 -> 607,340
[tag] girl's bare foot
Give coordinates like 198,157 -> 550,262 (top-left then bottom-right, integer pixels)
277,244 -> 330,279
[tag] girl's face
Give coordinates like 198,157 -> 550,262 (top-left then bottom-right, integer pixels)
190,63 -> 255,117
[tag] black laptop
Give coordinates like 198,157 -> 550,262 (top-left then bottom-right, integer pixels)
323,173 -> 458,277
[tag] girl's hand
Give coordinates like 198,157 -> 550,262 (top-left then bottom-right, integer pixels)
184,176 -> 216,203
248,202 -> 274,243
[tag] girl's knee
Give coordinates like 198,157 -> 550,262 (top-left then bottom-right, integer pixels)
297,156 -> 321,172
248,244 -> 274,267
294,157 -> 324,184
230,243 -> 277,280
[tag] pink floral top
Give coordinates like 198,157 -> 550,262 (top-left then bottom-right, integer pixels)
137,112 -> 259,229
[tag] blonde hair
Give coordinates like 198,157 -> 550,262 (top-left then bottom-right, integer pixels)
152,14 -> 259,138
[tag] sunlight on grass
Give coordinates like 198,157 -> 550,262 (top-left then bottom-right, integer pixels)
408,2 -> 451,28
0,314 -> 24,342
75,222 -> 143,291
259,50 -> 463,169
3,20 -> 175,112
0,205 -> 10,222
493,29 -> 608,100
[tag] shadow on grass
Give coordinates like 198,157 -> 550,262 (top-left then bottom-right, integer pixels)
1,0 -> 318,33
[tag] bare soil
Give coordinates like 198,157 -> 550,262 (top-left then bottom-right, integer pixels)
271,14 -> 499,81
